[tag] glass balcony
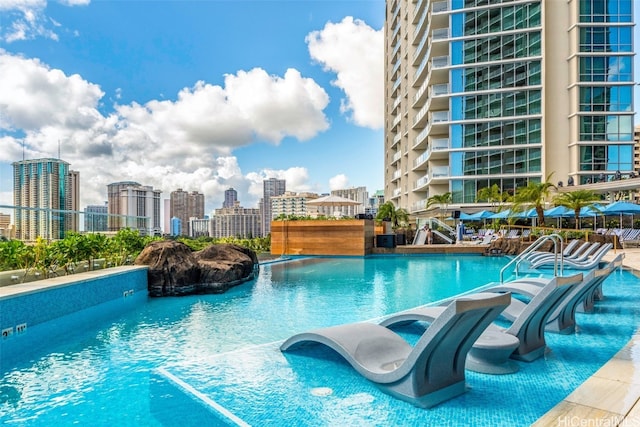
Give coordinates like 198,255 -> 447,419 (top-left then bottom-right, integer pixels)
432,28 -> 449,41
431,110 -> 450,123
432,0 -> 449,13
431,83 -> 449,97
432,55 -> 449,69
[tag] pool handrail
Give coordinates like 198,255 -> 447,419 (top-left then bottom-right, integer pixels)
501,233 -> 564,283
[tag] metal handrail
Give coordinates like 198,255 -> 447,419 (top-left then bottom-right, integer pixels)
500,233 -> 564,283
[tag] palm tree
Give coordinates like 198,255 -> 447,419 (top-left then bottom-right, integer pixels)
511,176 -> 556,227
426,192 -> 452,221
552,189 -> 601,229
476,184 -> 509,211
376,202 -> 409,229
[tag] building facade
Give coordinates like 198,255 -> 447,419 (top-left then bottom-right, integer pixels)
330,187 -> 368,217
384,0 -> 635,214
107,181 -> 162,235
12,158 -> 75,241
210,205 -> 261,239
271,192 -> 319,218
0,213 -> 13,239
84,203 -> 108,232
223,188 -> 238,208
169,188 -> 205,236
260,178 -> 286,236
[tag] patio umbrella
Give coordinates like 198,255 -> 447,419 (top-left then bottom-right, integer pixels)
602,201 -> 640,229
467,210 -> 494,220
544,206 -> 573,228
488,209 -> 511,219
602,201 -> 640,215
307,195 -> 362,217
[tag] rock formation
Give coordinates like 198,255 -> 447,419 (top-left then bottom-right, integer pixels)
134,240 -> 259,297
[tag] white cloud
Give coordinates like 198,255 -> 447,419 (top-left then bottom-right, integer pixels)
0,52 -> 331,211
329,174 -> 350,191
307,16 -> 383,129
0,0 -> 60,42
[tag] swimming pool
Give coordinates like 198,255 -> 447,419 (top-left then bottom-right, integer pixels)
0,255 -> 638,426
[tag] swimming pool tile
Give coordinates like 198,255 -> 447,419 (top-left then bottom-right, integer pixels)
531,401 -> 622,427
564,376 -> 640,415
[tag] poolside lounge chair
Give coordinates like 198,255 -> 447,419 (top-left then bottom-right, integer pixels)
280,292 -> 511,408
530,243 -> 612,270
380,274 -> 582,374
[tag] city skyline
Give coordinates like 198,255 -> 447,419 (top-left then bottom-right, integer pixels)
0,1 -> 386,214
1,1 -> 639,216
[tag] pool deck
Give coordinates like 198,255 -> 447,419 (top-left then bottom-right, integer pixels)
532,247 -> 640,426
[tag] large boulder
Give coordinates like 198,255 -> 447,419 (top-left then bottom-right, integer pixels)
135,240 -> 259,296
194,244 -> 258,293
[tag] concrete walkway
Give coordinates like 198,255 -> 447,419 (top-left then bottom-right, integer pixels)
533,248 -> 640,426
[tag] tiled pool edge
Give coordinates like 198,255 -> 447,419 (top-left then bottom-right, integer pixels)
0,266 -> 148,341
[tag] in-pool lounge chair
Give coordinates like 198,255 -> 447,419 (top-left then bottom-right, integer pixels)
280,292 -> 510,408
578,253 -> 624,312
526,241 -> 598,265
380,274 -> 582,374
530,243 -> 612,270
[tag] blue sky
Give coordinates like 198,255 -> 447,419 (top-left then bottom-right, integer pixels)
0,0 -> 385,213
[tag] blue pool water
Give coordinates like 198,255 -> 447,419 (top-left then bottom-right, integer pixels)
1,255 -> 639,426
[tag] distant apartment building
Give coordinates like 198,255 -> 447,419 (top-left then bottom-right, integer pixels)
210,204 -> 261,238
271,192 -> 319,218
190,217 -> 210,238
107,181 -> 162,236
170,216 -> 182,237
84,203 -> 108,232
384,0 -> 635,214
13,158 -> 77,241
329,187 -> 367,217
223,188 -> 238,208
260,178 -> 286,236
170,189 -> 205,236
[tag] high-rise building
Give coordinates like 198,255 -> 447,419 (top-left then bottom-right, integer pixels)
210,205 -> 261,238
107,181 -> 162,235
107,181 -> 140,231
66,170 -> 80,233
384,0 -> 635,214
12,158 -> 76,241
84,203 -> 108,232
169,188 -> 205,236
260,178 -> 286,236
223,188 -> 238,208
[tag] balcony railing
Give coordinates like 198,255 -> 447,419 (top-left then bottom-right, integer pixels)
432,28 -> 449,41
431,138 -> 449,150
432,55 -> 449,69
431,110 -> 450,123
432,0 -> 449,13
431,83 -> 450,97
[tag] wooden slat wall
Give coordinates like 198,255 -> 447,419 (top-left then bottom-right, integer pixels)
271,220 -> 375,256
